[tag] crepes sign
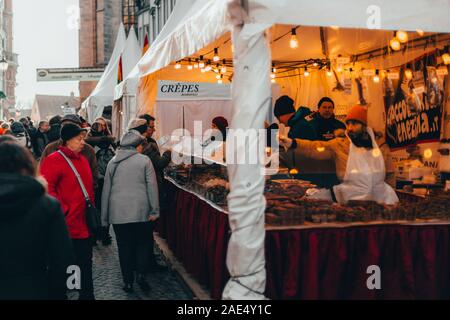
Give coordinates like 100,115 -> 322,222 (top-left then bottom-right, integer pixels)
157,81 -> 231,101
384,53 -> 446,149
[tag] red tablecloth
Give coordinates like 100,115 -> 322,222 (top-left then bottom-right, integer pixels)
157,181 -> 450,300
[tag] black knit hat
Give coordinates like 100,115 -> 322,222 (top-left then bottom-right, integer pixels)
62,114 -> 82,125
274,95 -> 295,119
60,123 -> 87,142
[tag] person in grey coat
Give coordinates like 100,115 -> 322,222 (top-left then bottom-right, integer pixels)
101,129 -> 159,293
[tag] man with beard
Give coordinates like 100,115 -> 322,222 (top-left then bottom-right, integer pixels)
279,105 -> 399,205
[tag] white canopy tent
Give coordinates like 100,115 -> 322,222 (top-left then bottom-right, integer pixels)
82,24 -> 141,122
122,0 -> 450,299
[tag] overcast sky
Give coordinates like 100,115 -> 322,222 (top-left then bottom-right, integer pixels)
14,0 -> 79,109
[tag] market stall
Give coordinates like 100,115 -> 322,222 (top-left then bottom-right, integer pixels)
118,0 -> 450,299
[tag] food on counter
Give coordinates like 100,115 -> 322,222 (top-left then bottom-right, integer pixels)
165,163 -> 450,226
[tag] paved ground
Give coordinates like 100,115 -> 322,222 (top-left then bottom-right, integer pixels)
68,232 -> 194,300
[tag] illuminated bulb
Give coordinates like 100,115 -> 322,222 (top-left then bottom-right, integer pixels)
424,148 -> 433,159
442,53 -> 450,65
174,61 -> 181,69
187,64 -> 193,70
199,56 -> 205,69
216,74 -> 221,80
194,61 -> 199,69
213,48 -> 220,62
205,61 -> 212,72
218,79 -> 223,84
271,78 -> 276,83
221,66 -> 227,74
289,168 -> 299,175
373,69 -> 380,83
372,148 -> 381,158
290,28 -> 299,49
270,73 -> 276,79
405,68 -> 413,80
390,38 -> 401,51
316,147 -> 325,152
326,69 -> 333,77
304,67 -> 310,77
313,62 -> 318,67
336,65 -> 343,73
416,29 -> 424,36
396,30 -> 408,43
200,68 -> 206,73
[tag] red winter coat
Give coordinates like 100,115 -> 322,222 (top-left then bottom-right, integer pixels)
40,146 -> 95,239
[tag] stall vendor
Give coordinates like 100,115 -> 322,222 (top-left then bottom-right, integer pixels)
310,97 -> 346,141
211,116 -> 228,142
279,105 -> 399,205
274,95 -> 340,188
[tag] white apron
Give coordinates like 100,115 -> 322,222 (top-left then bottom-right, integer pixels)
332,127 -> 399,205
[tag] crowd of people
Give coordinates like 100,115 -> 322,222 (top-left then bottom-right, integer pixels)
0,113 -> 171,300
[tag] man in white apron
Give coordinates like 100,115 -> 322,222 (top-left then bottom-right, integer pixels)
280,105 -> 399,205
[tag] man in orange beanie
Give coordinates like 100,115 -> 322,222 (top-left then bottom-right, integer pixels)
279,105 -> 399,205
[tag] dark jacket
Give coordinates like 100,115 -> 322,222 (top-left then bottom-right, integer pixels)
35,129 -> 50,159
142,137 -> 171,187
40,147 -> 95,239
85,131 -> 116,150
309,114 -> 346,141
287,107 -> 319,140
0,174 -> 74,300
47,124 -> 61,143
40,139 -> 99,188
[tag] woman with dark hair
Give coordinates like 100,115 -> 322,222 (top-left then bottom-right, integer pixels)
0,141 -> 74,300
211,116 -> 229,141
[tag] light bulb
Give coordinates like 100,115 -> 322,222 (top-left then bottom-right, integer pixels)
290,28 -> 299,49
199,56 -> 205,69
327,70 -> 333,77
405,68 -> 413,80
205,61 -> 212,72
221,66 -> 227,74
416,29 -> 424,36
187,64 -> 193,70
216,74 -> 221,80
442,53 -> 450,65
313,62 -> 318,67
390,38 -> 401,51
218,79 -> 223,84
424,148 -> 433,159
396,30 -> 408,43
270,73 -> 276,79
200,68 -> 206,73
213,48 -> 220,62
271,78 -> 276,83
336,65 -> 343,73
174,61 -> 181,69
194,61 -> 199,69
373,70 -> 380,83
304,68 -> 310,77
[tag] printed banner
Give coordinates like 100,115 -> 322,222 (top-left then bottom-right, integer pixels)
157,81 -> 231,101
384,53 -> 446,149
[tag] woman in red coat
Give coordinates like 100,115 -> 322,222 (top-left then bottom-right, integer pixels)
40,123 -> 95,300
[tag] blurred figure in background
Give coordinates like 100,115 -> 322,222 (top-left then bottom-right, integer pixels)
35,120 -> 50,160
47,115 -> 62,143
86,117 -> 116,246
0,140 -> 74,300
10,121 -> 31,150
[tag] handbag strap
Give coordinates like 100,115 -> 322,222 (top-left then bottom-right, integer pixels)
58,150 -> 90,202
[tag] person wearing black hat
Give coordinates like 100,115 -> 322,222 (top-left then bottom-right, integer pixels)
40,123 -> 96,300
274,95 -> 339,188
40,115 -> 98,189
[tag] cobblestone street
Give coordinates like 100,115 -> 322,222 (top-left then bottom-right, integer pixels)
69,233 -> 194,300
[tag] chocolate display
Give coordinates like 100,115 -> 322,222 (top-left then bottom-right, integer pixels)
165,163 -> 450,227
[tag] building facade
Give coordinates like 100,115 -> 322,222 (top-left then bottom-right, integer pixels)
136,0 -> 176,47
79,0 -> 138,102
0,0 -> 18,120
